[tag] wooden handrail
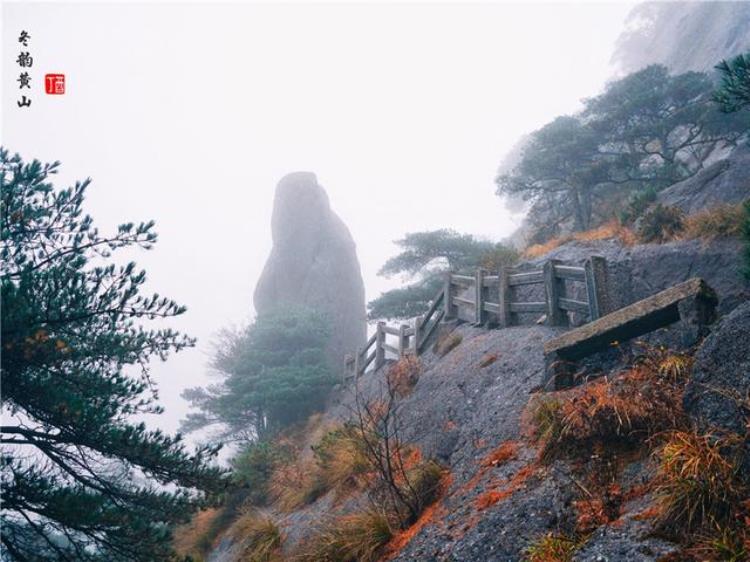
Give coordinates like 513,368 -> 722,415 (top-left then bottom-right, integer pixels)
345,256 -> 610,382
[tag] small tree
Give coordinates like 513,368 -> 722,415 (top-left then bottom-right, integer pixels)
584,65 -> 748,182
347,367 -> 443,528
367,277 -> 443,321
369,230 -> 517,320
714,52 -> 750,113
497,116 -> 615,232
498,65 -> 750,240
181,307 -> 336,442
0,149 -> 226,560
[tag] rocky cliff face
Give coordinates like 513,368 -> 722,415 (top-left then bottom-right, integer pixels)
212,234 -> 748,561
254,172 -> 367,370
657,146 -> 750,214
613,1 -> 750,74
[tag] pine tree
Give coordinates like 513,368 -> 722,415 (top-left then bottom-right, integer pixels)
1,149 -> 227,561
181,307 -> 336,442
714,52 -> 750,113
368,230 -> 518,320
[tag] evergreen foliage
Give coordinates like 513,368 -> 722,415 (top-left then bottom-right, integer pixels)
743,200 -> 750,281
714,52 -> 750,113
637,204 -> 686,243
497,65 -> 749,237
0,149 -> 227,561
181,307 -> 335,442
230,441 -> 290,506
368,230 -> 518,320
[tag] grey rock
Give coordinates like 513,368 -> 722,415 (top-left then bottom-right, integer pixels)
254,172 -> 367,370
658,147 -> 750,214
684,301 -> 750,436
538,237 -> 748,318
613,2 -> 750,74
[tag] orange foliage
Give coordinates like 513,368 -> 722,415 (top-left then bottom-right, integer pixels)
633,505 -> 661,521
382,472 -> 453,559
573,483 -> 623,534
481,441 -> 518,468
387,355 -> 422,397
479,353 -> 498,368
400,447 -> 423,473
172,507 -> 220,555
530,361 -> 686,462
474,464 -> 535,511
524,220 -> 636,258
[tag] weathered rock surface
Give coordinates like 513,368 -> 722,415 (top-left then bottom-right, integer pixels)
657,147 -> 750,214
214,232 -> 747,561
537,238 -> 748,317
684,300 -> 750,436
254,172 -> 367,369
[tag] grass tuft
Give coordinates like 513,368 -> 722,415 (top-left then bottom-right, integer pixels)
296,509 -> 393,562
312,424 -> 373,493
524,220 -> 636,258
654,430 -> 746,538
683,202 -> 746,241
524,532 -> 579,562
528,353 -> 686,463
479,353 -> 498,368
269,458 -> 326,511
637,204 -> 685,243
229,512 -> 282,562
403,459 -> 446,515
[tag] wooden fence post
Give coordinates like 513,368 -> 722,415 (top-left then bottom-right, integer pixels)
499,266 -> 512,327
474,268 -> 485,326
398,324 -> 409,357
443,272 -> 454,320
354,348 -> 361,378
412,316 -> 422,355
584,256 -> 610,320
375,321 -> 386,369
544,259 -> 568,326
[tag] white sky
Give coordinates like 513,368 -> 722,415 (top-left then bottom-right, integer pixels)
1,1 -> 636,435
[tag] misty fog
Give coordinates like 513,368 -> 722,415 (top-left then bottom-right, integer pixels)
1,1 -> 636,434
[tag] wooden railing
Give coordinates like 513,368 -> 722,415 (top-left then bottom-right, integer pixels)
344,289 -> 444,379
445,256 -> 610,328
344,256 -> 610,381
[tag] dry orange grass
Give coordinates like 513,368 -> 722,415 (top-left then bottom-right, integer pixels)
227,511 -> 282,562
268,457 -> 324,511
524,220 -> 636,258
387,355 -> 422,397
382,471 -> 453,559
481,441 -> 518,468
435,332 -> 463,357
528,355 -> 688,463
172,507 -> 221,558
573,483 -> 623,535
682,202 -> 746,241
314,427 -> 373,493
654,430 -> 746,537
296,509 -> 394,562
474,464 -> 535,511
